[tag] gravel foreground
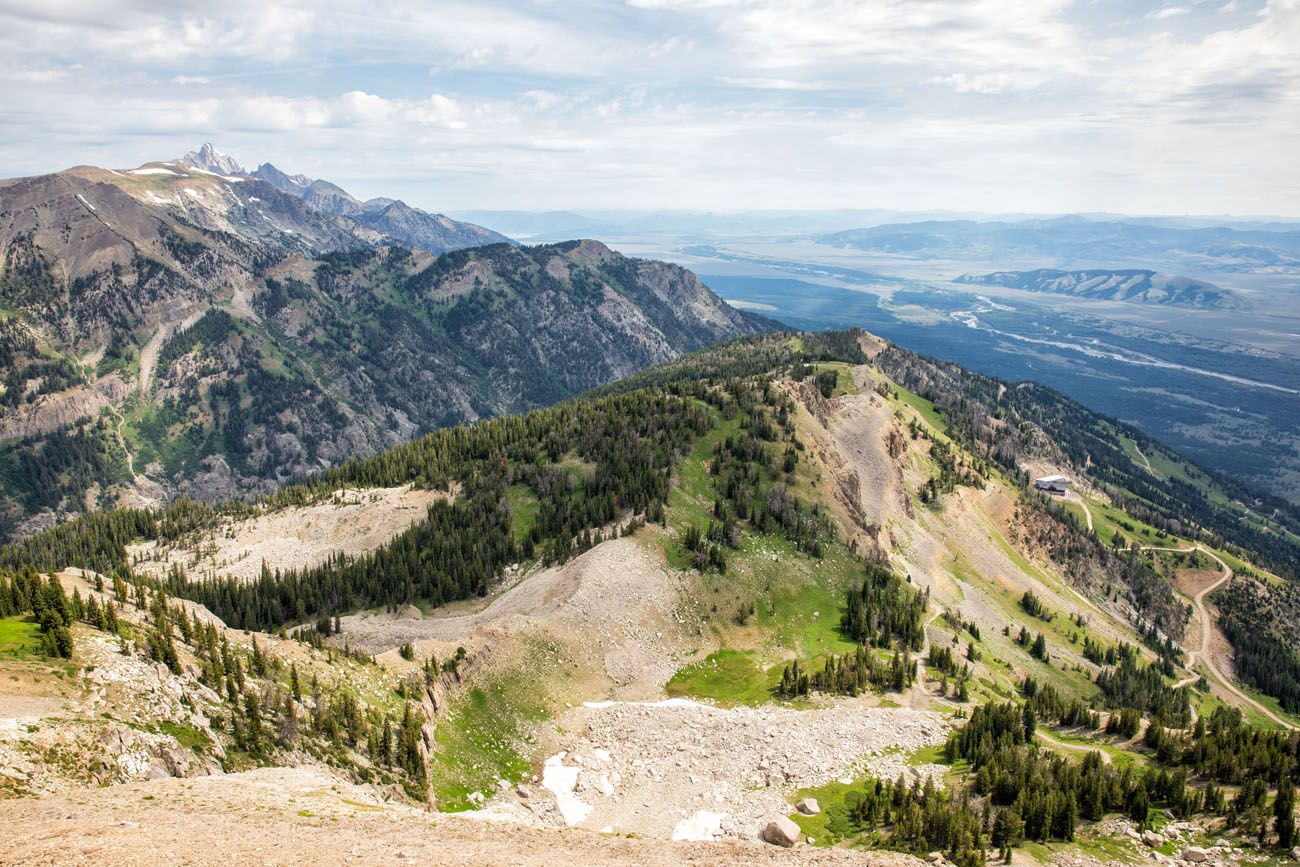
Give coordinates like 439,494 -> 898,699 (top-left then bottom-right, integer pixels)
0,766 -> 926,866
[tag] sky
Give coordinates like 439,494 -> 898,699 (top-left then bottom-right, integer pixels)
1,0 -> 1298,216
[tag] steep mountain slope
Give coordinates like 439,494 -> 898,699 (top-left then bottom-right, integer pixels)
0,155 -> 768,536
954,268 -> 1242,309
3,329 -> 1300,863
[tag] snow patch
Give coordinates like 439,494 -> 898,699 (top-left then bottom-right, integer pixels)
582,697 -> 709,711
129,167 -> 180,176
542,752 -> 591,826
647,697 -> 709,709
75,194 -> 96,211
672,810 -> 727,841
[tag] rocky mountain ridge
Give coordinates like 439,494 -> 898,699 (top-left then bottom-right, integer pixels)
954,268 -> 1242,309
0,152 -> 769,537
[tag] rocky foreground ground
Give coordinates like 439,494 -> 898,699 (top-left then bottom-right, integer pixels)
0,766 -> 927,866
475,700 -> 950,842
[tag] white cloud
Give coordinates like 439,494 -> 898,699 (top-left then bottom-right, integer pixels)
0,0 -> 1296,215
928,72 -> 1031,95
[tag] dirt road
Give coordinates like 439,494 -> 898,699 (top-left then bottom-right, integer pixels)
1063,489 -> 1093,533
1144,544 -> 1296,730
1035,729 -> 1111,765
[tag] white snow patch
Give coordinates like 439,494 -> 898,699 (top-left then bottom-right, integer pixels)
672,810 -> 727,841
129,167 -> 180,176
143,192 -> 173,206
542,752 -> 592,826
183,188 -> 202,199
75,194 -> 96,211
582,696 -> 707,712
646,697 -> 709,709
187,167 -> 245,182
106,169 -> 125,177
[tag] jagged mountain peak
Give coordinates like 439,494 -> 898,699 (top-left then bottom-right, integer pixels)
179,143 -> 246,176
252,162 -> 313,193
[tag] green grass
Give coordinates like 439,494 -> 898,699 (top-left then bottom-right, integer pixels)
0,616 -> 41,658
907,744 -> 945,766
891,383 -> 948,436
428,663 -> 550,811
507,484 -> 540,543
150,720 -> 211,752
811,362 -> 859,397
666,649 -> 775,706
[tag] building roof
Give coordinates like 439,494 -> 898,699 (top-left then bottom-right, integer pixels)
1035,475 -> 1069,483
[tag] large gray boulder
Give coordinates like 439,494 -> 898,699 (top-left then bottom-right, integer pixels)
761,816 -> 803,848
1181,847 -> 1210,863
796,797 -> 821,816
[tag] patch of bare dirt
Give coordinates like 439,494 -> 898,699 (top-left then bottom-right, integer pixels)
127,484 -> 449,583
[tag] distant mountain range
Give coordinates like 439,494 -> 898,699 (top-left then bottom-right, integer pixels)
177,143 -> 511,254
819,217 -> 1300,272
954,268 -> 1243,309
0,146 -> 768,538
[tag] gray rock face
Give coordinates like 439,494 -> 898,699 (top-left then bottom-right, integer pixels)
1181,847 -> 1210,862
760,816 -> 802,848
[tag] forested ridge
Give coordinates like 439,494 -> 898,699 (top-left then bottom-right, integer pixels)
0,229 -> 766,535
0,332 -> 866,629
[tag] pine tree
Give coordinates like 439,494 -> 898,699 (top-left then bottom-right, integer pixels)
1275,774 -> 1296,849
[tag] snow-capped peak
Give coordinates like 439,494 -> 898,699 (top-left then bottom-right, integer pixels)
179,143 -> 246,176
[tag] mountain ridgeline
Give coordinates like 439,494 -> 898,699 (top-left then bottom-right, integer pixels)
954,269 -> 1241,309
0,150 -> 768,537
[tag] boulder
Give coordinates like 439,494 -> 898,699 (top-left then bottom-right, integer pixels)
796,798 -> 821,816
160,748 -> 195,778
1181,847 -> 1210,863
760,816 -> 802,848
1292,846 -> 1300,861
1143,830 -> 1164,847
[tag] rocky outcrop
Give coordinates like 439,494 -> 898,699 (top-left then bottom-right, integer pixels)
760,816 -> 802,847
795,797 -> 820,816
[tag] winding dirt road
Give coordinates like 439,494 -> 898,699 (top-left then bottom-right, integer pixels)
1063,489 -> 1093,533
1144,544 -> 1296,730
